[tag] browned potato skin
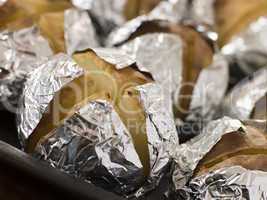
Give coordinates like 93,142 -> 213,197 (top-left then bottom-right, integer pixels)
27,51 -> 152,177
124,0 -> 161,20
117,20 -> 214,119
194,126 -> 267,177
214,0 -> 267,47
38,12 -> 66,53
251,94 -> 267,120
0,0 -> 71,31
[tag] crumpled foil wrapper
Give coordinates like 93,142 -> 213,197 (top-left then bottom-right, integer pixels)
17,45 -> 179,196
0,26 -> 53,110
177,166 -> 267,200
91,47 -> 135,69
32,83 -> 178,196
71,0 -> 127,34
187,54 -> 228,122
149,0 -> 188,23
171,117 -> 245,190
222,17 -> 267,74
106,0 -> 189,47
222,67 -> 267,120
119,33 -> 183,115
17,53 -> 84,145
34,99 -> 144,195
113,33 -> 228,135
64,8 -> 99,55
134,83 -> 179,197
190,0 -> 215,26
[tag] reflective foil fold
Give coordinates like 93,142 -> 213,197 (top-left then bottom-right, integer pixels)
64,8 -> 99,55
172,117 -> 245,190
17,54 -> 84,145
119,33 -> 183,114
106,0 -> 188,47
0,26 -> 53,110
71,0 -> 127,34
187,54 -> 228,122
91,48 -> 135,69
34,100 -> 143,195
149,0 -> 188,23
222,67 -> 267,120
31,82 -> 178,196
222,17 -> 267,74
177,166 -> 267,200
134,83 -> 179,197
190,0 -> 215,26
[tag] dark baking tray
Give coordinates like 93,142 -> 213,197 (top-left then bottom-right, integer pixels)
0,111 -> 166,200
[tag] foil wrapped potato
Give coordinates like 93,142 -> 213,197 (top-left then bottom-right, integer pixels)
112,20 -> 214,119
26,51 -> 152,177
195,125 -> 267,176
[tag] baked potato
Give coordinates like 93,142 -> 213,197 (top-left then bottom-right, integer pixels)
26,51 -> 152,177
195,125 -> 267,176
115,20 -> 214,119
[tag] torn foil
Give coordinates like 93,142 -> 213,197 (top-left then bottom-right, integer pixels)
190,0 -> 215,26
17,53 -> 83,145
222,67 -> 267,120
107,0 -> 188,47
176,166 -> 267,200
119,33 -> 183,114
0,26 -> 53,110
222,17 -> 267,74
64,8 -> 99,55
172,117 -> 245,190
33,83 -> 178,196
187,54 -> 228,122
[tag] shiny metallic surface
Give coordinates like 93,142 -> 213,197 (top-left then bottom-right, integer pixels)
149,0 -> 188,23
134,83 -> 179,197
177,166 -> 267,199
222,17 -> 267,55
31,83 -> 179,196
172,117 -> 245,190
222,67 -> 267,120
107,0 -> 188,47
91,48 -> 135,69
64,8 -> 99,55
71,0 -> 127,27
222,17 -> 267,73
0,26 -> 53,109
17,54 -> 83,145
190,0 -> 215,26
34,100 -> 143,195
188,54 -> 229,122
119,33 -> 183,114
